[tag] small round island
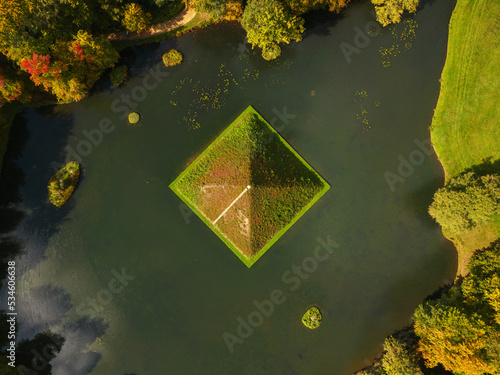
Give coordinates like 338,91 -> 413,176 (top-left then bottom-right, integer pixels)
302,306 -> 322,329
128,112 -> 140,124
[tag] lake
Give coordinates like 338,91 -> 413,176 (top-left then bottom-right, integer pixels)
1,1 -> 457,374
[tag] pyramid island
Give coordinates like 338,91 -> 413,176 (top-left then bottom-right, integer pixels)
170,106 -> 330,267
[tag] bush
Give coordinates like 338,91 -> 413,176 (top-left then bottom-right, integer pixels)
223,0 -> 243,20
262,44 -> 281,60
162,49 -> 183,67
128,112 -> 140,124
301,306 -> 322,329
190,0 -> 226,19
110,65 -> 128,87
428,172 -> 500,235
381,337 -> 423,375
242,0 -> 304,50
123,3 -> 152,32
48,162 -> 80,207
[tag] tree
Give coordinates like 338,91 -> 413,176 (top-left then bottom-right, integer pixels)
462,242 -> 500,322
414,303 -> 495,375
428,172 -> 500,236
371,0 -> 419,26
413,242 -> 500,374
122,3 -> 152,32
19,30 -> 118,103
285,0 -> 350,14
380,336 -> 423,375
190,0 -> 226,19
0,70 -> 24,102
241,0 -> 305,51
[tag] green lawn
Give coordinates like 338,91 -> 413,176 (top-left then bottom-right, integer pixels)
430,0 -> 500,274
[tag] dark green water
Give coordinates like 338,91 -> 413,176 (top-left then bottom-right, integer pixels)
2,1 -> 457,374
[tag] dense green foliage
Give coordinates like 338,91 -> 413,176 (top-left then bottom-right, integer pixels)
162,49 -> 183,67
123,3 -> 152,32
241,0 -> 305,51
302,306 -> 322,329
371,0 -> 419,26
413,242 -> 500,374
429,172 -> 500,236
0,0 -> 182,103
286,0 -> 350,14
191,0 -> 226,19
171,106 -> 329,266
380,337 -> 422,375
223,0 -> 244,20
48,161 -> 80,207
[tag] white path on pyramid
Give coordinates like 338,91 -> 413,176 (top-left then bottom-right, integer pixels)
212,185 -> 251,225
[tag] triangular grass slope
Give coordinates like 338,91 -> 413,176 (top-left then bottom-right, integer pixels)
170,106 -> 330,267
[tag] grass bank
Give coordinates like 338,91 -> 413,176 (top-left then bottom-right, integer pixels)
430,0 -> 500,274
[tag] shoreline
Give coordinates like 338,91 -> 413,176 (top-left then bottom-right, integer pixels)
429,0 -> 500,276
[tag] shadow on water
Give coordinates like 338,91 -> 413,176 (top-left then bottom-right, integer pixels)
405,177 -> 444,228
0,113 -> 30,284
302,8 -> 346,39
191,20 -> 246,58
407,157 -> 500,229
0,107 -> 110,374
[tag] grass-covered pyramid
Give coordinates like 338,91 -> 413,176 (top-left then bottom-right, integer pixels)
170,106 -> 330,267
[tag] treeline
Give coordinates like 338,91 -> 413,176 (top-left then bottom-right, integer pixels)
0,0 -> 182,104
357,241 -> 500,375
0,0 -> 422,105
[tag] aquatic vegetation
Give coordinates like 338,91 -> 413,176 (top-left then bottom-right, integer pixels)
302,306 -> 322,329
354,90 -> 381,132
170,106 -> 329,267
163,49 -> 183,67
128,112 -> 140,124
379,19 -> 418,67
169,58 -> 294,129
48,162 -> 80,207
169,63 -> 262,129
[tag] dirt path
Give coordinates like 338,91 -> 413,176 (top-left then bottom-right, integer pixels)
107,8 -> 198,41
213,186 -> 251,225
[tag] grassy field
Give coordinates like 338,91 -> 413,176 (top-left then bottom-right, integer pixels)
430,0 -> 500,275
170,106 -> 330,267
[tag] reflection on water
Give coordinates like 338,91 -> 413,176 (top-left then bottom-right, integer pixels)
0,1 -> 457,374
